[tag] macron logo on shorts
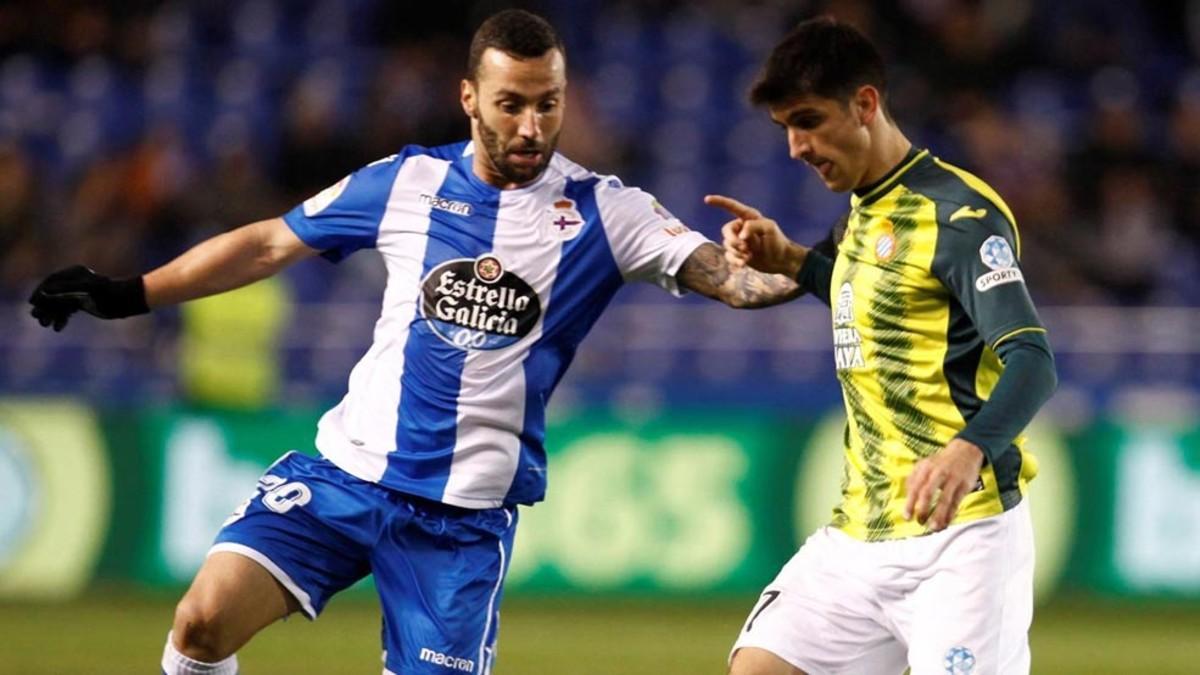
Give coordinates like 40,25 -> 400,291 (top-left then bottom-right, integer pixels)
419,648 -> 474,672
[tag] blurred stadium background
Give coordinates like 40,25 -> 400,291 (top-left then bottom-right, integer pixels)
1,0 -> 1199,673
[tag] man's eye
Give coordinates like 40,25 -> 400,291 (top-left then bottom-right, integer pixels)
500,102 -> 521,114
538,100 -> 559,113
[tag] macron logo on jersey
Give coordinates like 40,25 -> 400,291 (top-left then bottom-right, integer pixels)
420,193 -> 473,216
419,648 -> 474,672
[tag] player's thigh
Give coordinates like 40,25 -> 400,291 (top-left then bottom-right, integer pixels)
730,528 -> 908,675
371,499 -> 518,675
174,550 -> 300,652
902,501 -> 1034,675
210,451 -> 377,620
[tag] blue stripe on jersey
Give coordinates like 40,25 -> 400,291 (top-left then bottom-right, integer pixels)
282,149 -> 415,263
506,176 -> 624,505
390,153 -> 502,497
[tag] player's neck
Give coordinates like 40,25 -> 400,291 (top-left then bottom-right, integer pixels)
473,157 -> 524,190
859,126 -> 913,190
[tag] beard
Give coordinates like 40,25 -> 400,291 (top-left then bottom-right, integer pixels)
477,115 -> 559,186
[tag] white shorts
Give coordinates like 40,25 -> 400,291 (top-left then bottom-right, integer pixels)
731,499 -> 1033,675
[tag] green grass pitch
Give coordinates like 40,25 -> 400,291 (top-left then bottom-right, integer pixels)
1,592 -> 1197,674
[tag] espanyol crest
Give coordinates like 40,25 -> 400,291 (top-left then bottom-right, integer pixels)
979,235 -> 1015,270
546,198 -> 585,241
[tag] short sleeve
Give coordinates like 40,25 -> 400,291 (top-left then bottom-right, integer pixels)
282,153 -> 404,262
931,203 -> 1045,348
593,182 -> 708,295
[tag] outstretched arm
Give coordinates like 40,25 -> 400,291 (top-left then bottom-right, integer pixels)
144,217 -> 316,307
30,217 -> 316,330
676,242 -> 803,308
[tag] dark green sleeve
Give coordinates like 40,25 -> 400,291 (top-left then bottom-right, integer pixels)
931,203 -> 1044,348
793,213 -> 845,306
956,331 -> 1057,463
795,251 -> 833,305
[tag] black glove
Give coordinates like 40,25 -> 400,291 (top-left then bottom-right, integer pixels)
29,265 -> 150,331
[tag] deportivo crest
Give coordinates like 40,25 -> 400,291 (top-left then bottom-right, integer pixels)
420,255 -> 541,351
979,235 -> 1015,270
546,198 -> 584,241
303,175 -> 351,216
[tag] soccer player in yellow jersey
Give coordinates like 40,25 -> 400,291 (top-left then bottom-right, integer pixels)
710,17 -> 1057,675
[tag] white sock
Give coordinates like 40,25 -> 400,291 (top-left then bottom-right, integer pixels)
161,631 -> 239,675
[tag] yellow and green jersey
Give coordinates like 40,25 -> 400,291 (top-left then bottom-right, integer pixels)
822,148 -> 1045,541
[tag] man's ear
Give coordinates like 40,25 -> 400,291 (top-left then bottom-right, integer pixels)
461,79 -> 478,119
856,85 -> 880,126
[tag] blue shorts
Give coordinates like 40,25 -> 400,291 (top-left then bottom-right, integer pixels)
213,451 -> 517,675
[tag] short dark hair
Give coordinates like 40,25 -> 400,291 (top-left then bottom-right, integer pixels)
750,17 -> 886,108
467,10 -> 565,81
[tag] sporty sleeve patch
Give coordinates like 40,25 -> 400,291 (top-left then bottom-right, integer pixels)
931,203 -> 1044,346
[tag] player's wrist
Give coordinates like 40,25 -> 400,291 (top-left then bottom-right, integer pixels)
785,242 -> 809,279
948,436 -> 986,467
97,275 -> 150,318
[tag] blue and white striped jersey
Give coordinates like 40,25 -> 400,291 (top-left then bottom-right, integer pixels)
283,141 -> 707,509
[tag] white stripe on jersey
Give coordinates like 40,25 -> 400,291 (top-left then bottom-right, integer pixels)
439,167 -> 595,503
442,190 -> 546,501
315,154 -> 452,482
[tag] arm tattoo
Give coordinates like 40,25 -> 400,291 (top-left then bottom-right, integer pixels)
676,243 -> 803,308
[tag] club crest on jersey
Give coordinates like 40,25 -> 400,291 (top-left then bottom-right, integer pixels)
421,254 -> 541,351
303,175 -> 351,216
975,235 -> 1023,292
875,222 -> 897,262
546,199 -> 584,241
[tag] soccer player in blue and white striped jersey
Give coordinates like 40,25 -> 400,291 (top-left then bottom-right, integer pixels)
29,10 -> 801,675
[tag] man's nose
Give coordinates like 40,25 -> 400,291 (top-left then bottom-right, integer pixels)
517,108 -> 541,140
788,128 -> 812,160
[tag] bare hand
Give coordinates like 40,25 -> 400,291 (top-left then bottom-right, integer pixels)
704,194 -> 806,277
904,438 -> 985,532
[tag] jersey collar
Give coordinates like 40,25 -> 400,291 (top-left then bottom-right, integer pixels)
851,147 -> 929,207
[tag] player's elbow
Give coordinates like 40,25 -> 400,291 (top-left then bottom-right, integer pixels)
249,218 -> 313,273
1044,352 -> 1059,398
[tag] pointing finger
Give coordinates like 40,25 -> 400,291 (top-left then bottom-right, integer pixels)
704,194 -> 763,221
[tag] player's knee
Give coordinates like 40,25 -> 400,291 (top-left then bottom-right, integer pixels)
729,647 -> 807,675
172,594 -> 235,662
